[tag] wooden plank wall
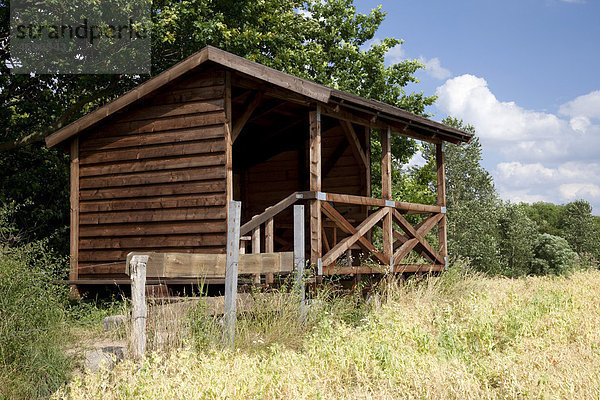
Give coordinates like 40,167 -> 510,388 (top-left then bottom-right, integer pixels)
76,67 -> 228,278
321,124 -> 366,223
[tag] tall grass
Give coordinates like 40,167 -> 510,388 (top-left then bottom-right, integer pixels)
0,250 -> 71,400
54,266 -> 600,399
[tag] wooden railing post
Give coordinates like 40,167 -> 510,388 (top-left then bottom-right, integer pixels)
381,127 -> 394,270
251,224 -> 261,284
265,217 -> 274,284
436,143 -> 448,268
130,254 -> 148,360
294,205 -> 306,309
224,201 -> 241,348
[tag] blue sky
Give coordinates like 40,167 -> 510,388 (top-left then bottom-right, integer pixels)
355,0 -> 600,214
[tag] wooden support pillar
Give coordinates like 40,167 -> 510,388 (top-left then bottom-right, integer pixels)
365,126 -> 371,197
69,137 -> 80,299
364,127 -> 372,244
436,143 -> 448,268
309,106 -> 322,274
381,127 -> 393,269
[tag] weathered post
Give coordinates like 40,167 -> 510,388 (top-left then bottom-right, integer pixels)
130,254 -> 149,359
294,205 -> 306,311
224,201 -> 241,348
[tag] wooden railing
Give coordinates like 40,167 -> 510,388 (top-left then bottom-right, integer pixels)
238,191 -> 446,279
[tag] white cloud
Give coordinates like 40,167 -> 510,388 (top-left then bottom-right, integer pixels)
495,161 -> 600,206
436,75 -> 600,212
385,44 -> 405,65
418,57 -> 451,80
436,75 -> 600,163
558,90 -> 600,120
559,183 -> 600,200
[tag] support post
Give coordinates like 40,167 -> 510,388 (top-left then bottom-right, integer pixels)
69,137 -> 80,299
224,201 -> 241,348
294,205 -> 306,308
381,127 -> 393,269
130,254 -> 148,360
251,226 -> 261,284
309,106 -> 322,274
436,143 -> 448,268
265,218 -> 274,284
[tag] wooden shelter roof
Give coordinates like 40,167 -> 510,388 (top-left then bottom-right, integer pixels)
45,46 -> 472,148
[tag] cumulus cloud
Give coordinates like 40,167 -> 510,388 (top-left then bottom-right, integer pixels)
418,57 -> 451,80
559,90 -> 600,120
436,75 -> 600,212
436,75 -> 600,163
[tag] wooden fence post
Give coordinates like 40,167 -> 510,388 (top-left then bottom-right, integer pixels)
224,201 -> 242,348
294,205 -> 306,309
130,254 -> 149,360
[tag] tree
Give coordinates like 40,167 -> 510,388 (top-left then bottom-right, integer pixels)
0,0 -> 435,250
497,203 -> 538,277
560,200 -> 596,256
522,202 -> 563,237
531,234 -> 577,276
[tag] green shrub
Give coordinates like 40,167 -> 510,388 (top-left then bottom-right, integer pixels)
0,250 -> 71,399
531,233 -> 578,276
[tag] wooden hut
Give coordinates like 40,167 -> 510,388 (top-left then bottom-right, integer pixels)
45,46 -> 472,291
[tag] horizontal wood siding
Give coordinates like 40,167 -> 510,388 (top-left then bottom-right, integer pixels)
322,125 -> 365,221
77,68 -> 227,278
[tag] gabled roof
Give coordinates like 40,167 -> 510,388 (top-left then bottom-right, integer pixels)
45,46 -> 471,148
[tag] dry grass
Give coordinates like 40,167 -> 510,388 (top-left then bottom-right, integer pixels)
53,268 -> 600,399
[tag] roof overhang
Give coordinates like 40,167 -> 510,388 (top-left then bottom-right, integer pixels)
45,46 -> 471,148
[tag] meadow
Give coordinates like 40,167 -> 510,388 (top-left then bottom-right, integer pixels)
53,267 -> 600,399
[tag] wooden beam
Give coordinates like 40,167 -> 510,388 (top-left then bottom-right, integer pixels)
232,92 -> 264,142
321,202 -> 388,266
309,106 -> 322,271
381,127 -> 393,266
321,206 -> 389,266
436,143 -> 448,267
322,264 -> 443,275
303,192 -> 442,213
240,192 -> 307,236
393,238 -> 419,265
69,138 -> 80,298
340,120 -> 368,169
365,126 -> 371,197
321,104 -> 444,144
392,210 -> 443,264
126,250 -> 294,278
